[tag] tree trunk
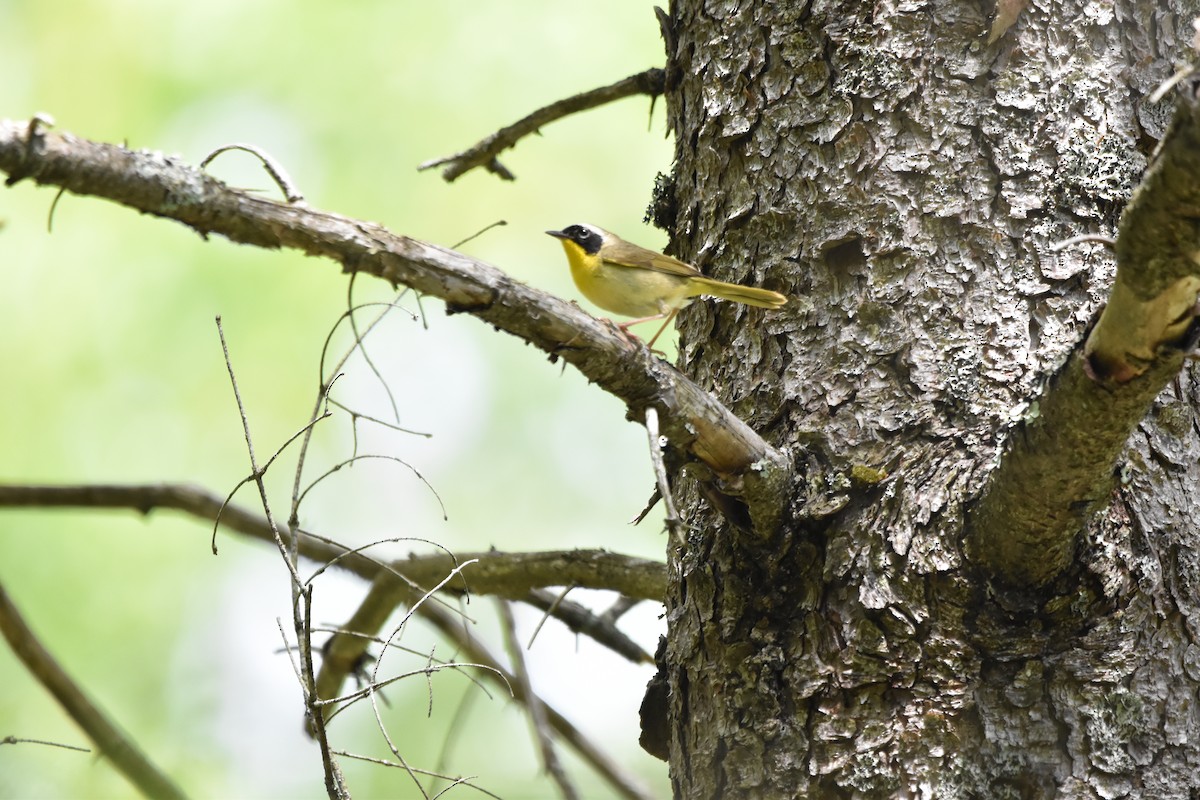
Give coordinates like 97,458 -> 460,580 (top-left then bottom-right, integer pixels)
657,0 -> 1200,796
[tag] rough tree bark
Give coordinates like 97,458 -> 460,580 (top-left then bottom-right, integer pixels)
654,0 -> 1200,797
3,1 -> 1199,798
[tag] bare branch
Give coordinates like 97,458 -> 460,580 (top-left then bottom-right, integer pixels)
415,598 -> 655,800
318,579 -> 652,798
399,549 -> 664,601
215,318 -> 347,799
215,316 -> 303,587
644,408 -> 684,546
525,586 -> 574,652
1,481 -> 660,700
497,600 -> 580,800
313,555 -> 655,723
331,750 -> 500,800
0,118 -> 790,534
0,736 -> 90,753
313,544 -> 664,717
200,143 -> 305,203
359,563 -> 483,800
968,93 -> 1200,590
522,589 -> 652,665
0,483 -> 666,600
418,69 -> 665,182
0,580 -> 187,800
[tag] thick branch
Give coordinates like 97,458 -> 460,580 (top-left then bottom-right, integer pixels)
418,68 -> 665,182
1084,97 -> 1200,382
0,483 -> 666,601
968,95 -> 1200,590
966,351 -> 1184,589
0,119 -> 790,533
0,580 -> 187,800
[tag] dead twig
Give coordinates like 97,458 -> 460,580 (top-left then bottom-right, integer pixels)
645,407 -> 684,546
201,142 -> 305,204
0,482 -> 667,600
498,600 -> 580,800
0,580 -> 186,800
0,736 -> 90,753
418,68 -> 665,182
215,318 -> 347,799
416,599 -> 654,800
522,588 -> 652,665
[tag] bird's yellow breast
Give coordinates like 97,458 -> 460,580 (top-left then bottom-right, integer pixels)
557,240 -> 694,318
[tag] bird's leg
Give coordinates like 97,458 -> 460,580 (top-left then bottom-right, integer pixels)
616,312 -> 669,337
645,307 -> 680,350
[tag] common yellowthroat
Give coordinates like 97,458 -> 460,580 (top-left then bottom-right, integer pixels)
546,223 -> 787,348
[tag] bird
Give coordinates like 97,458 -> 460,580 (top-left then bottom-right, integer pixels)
546,223 -> 787,348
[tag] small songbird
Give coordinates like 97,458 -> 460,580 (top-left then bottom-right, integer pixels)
546,223 -> 787,348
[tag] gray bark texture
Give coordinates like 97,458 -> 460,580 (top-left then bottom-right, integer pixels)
654,0 -> 1200,797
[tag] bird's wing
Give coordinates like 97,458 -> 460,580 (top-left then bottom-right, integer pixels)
602,239 -> 704,279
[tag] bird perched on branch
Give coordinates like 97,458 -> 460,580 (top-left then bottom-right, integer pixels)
546,223 -> 787,348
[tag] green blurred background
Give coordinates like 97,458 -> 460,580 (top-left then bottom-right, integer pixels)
0,1 -> 674,797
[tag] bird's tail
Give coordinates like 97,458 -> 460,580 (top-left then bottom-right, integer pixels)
690,277 -> 787,309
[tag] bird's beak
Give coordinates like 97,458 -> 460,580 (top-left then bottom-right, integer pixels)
545,229 -> 569,240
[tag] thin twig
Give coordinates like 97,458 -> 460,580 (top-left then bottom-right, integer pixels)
305,535 -> 460,588
429,689 -> 479,797
279,258 -> 443,797
294,453 -> 446,520
200,143 -> 305,204
215,318 -> 346,799
309,627 -> 498,702
522,589 -> 652,665
215,317 -> 302,585
0,735 -> 90,753
321,647 -> 437,716
304,588 -> 348,799
416,599 -> 654,800
644,407 -> 684,545
629,488 -> 661,525
210,409 -> 335,555
319,659 -> 502,713
325,400 -> 432,437
497,600 -> 580,800
46,186 -> 66,232
359,561 -> 482,799
452,220 -> 507,249
332,750 -> 501,800
526,585 -> 574,651
418,68 -> 665,182
274,618 -> 306,696
344,275 -> 405,424
294,288 -> 428,551
0,580 -> 186,800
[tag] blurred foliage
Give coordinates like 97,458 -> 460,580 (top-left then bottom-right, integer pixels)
0,1 -> 674,797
